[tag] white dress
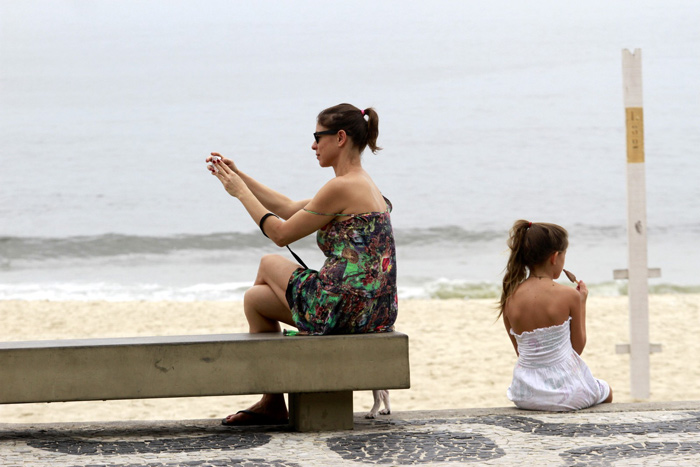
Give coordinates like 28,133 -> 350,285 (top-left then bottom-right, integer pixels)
507,317 -> 610,411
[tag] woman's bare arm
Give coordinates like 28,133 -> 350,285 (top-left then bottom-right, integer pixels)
208,152 -> 309,219
211,159 -> 352,246
236,171 -> 310,219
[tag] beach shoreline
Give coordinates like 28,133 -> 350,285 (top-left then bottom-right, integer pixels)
1,296 -> 698,424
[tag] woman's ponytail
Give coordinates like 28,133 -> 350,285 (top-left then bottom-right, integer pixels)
364,107 -> 382,154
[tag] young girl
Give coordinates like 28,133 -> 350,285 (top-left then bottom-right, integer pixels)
499,220 -> 612,411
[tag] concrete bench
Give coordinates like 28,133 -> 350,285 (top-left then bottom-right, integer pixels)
0,332 -> 410,431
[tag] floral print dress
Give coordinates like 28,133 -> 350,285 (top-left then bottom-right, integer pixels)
285,197 -> 397,335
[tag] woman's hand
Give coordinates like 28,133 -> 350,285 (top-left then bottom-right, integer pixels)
210,154 -> 248,198
206,152 -> 239,174
576,280 -> 588,302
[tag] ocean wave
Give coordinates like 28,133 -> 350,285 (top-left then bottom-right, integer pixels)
0,233 -> 276,261
3,279 -> 698,302
400,279 -> 700,300
0,281 -> 253,302
399,279 -> 502,300
1,223 -> 685,261
2,226 -> 699,295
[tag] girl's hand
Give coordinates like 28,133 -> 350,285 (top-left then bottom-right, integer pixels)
210,155 -> 247,198
206,152 -> 239,174
576,280 -> 588,302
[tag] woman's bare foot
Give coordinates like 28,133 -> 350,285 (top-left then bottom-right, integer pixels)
222,394 -> 288,426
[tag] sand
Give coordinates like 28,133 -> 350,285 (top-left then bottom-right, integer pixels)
1,295 -> 699,423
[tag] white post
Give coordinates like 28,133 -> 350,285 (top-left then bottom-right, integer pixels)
619,48 -> 653,399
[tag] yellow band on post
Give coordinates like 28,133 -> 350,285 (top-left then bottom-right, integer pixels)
625,107 -> 645,163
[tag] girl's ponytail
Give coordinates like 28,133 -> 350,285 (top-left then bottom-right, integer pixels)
499,220 -> 531,317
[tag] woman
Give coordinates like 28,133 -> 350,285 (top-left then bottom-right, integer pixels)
499,220 -> 612,411
207,103 -> 398,426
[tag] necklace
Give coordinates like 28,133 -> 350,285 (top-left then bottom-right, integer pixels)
531,274 -> 551,280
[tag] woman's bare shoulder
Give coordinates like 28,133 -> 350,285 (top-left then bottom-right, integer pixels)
313,175 -> 364,201
318,172 -> 364,193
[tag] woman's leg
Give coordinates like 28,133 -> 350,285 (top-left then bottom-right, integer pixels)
244,254 -> 301,332
223,254 -> 301,425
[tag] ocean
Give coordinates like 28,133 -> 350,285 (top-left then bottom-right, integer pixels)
1,0 -> 699,301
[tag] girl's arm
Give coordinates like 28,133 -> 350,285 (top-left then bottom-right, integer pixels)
502,314 -> 519,356
569,280 -> 588,355
208,153 -> 309,219
211,158 -> 350,246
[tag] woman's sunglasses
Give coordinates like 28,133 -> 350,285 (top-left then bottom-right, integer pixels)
313,130 -> 338,143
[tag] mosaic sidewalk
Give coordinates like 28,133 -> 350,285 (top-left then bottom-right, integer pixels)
1,401 -> 699,466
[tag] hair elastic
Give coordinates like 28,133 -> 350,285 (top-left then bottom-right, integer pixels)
360,109 -> 365,116
528,222 -> 532,228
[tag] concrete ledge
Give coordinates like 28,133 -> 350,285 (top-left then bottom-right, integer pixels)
0,332 -> 410,404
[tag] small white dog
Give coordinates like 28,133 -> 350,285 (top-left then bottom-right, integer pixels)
365,389 -> 391,419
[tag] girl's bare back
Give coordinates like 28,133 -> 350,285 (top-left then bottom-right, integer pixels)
505,278 -> 577,335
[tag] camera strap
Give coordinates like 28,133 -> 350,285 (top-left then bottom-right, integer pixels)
259,212 -> 309,269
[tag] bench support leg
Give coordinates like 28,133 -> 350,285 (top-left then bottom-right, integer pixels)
288,391 -> 353,432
